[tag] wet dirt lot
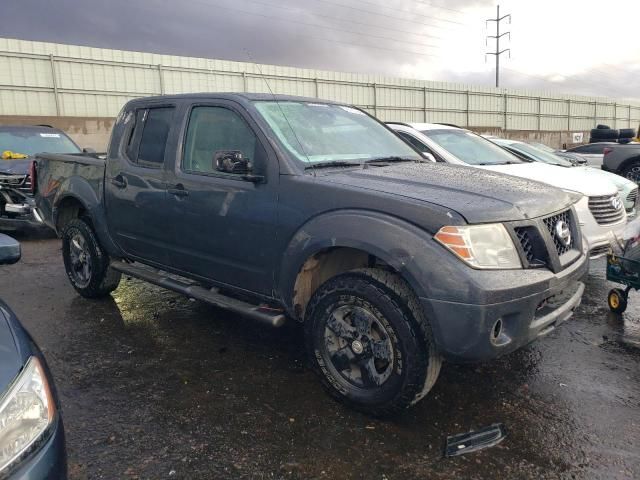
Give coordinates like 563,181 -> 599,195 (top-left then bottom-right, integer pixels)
1,236 -> 639,479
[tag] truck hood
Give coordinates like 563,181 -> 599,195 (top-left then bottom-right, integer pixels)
481,162 -> 618,197
0,307 -> 22,394
0,159 -> 31,175
320,162 -> 578,223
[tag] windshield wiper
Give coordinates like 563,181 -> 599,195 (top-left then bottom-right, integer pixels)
364,156 -> 415,164
304,160 -> 361,169
486,161 -> 520,165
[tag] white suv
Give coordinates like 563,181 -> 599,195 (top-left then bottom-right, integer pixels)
388,122 -> 626,259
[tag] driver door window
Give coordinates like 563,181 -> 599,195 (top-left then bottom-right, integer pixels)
183,107 -> 257,175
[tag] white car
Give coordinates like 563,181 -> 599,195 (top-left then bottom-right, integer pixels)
490,138 -> 638,217
389,122 -> 627,259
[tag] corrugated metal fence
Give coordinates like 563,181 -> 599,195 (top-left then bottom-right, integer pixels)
1,38 -> 639,132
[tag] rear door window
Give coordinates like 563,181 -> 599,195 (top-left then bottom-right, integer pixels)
125,107 -> 175,167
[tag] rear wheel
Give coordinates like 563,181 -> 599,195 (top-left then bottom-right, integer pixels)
305,268 -> 441,416
621,160 -> 640,183
62,218 -> 121,298
608,288 -> 627,314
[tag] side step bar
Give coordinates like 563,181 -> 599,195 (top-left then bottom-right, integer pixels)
110,261 -> 286,328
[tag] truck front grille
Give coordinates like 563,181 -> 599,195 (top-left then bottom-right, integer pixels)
515,228 -> 536,264
0,174 -> 32,196
543,209 -> 574,256
588,195 -> 625,225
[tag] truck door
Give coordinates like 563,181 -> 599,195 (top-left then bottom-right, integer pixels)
105,105 -> 175,266
163,102 -> 279,296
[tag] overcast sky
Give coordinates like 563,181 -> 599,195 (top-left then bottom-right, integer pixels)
3,0 -> 639,100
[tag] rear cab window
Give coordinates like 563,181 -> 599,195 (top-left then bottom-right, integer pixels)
124,106 -> 175,168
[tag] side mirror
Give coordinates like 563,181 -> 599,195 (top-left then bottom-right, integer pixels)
0,234 -> 21,265
214,150 -> 252,174
422,152 -> 437,162
82,147 -> 97,154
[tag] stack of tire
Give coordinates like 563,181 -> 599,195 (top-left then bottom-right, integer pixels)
589,124 -> 637,144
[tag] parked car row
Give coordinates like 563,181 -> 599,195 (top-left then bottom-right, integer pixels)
0,94 -> 633,478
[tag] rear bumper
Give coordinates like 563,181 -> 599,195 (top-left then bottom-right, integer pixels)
421,251 -> 588,363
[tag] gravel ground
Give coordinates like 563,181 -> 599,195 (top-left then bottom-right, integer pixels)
1,235 -> 638,479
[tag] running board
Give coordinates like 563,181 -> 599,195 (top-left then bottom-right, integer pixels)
110,261 -> 286,328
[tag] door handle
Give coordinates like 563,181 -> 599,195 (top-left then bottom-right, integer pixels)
168,184 -> 189,197
111,175 -> 127,189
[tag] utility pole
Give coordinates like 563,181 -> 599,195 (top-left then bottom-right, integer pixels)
486,5 -> 511,88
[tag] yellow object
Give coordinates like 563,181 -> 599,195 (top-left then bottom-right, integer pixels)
1,150 -> 28,160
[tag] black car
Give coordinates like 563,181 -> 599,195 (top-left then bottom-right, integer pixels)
0,234 -> 66,479
0,125 -> 82,229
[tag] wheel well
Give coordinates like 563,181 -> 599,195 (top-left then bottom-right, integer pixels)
292,247 -> 390,320
618,155 -> 640,174
55,197 -> 87,232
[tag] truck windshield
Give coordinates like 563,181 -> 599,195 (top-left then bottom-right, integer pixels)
254,101 -> 421,165
506,143 -> 573,167
421,129 -> 522,166
0,129 -> 81,156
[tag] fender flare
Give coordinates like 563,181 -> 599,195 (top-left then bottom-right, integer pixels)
277,209 -> 453,313
52,176 -> 122,257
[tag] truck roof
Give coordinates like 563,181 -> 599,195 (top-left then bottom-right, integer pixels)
0,125 -> 65,134
127,92 -> 344,106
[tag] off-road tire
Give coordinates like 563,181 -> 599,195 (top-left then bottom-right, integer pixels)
304,268 -> 441,416
62,218 -> 121,298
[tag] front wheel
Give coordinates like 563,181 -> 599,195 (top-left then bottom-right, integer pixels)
62,218 -> 121,298
305,268 -> 441,416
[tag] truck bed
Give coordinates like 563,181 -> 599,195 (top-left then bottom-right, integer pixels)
34,152 -> 107,232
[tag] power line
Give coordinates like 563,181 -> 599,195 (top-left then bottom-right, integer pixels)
348,0 -> 472,25
248,0 -> 449,43
156,0 -> 447,59
180,0 -> 445,52
410,0 -> 471,16
305,0 -> 471,31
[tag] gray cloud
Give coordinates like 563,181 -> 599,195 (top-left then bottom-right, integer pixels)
3,0 -> 637,101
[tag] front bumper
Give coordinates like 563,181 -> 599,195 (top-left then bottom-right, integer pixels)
420,250 -> 588,363
573,196 -> 626,259
5,416 -> 67,480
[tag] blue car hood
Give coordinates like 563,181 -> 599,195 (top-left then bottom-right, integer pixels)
0,159 -> 31,175
0,301 -> 28,394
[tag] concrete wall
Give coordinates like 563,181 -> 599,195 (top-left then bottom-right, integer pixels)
2,38 -> 640,132
0,115 -> 114,150
472,127 -> 590,149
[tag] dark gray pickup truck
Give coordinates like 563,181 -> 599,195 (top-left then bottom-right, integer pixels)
602,143 -> 640,181
34,93 -> 588,415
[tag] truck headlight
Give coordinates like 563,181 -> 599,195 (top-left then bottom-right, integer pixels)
0,357 -> 55,473
434,224 -> 522,269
